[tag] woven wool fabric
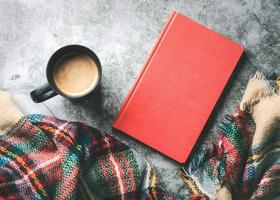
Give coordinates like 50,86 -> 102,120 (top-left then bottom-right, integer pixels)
0,114 -> 176,200
182,108 -> 280,199
181,72 -> 280,199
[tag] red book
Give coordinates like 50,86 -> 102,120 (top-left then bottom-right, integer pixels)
113,11 -> 244,163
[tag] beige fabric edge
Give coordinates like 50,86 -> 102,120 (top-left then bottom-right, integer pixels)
0,91 -> 23,135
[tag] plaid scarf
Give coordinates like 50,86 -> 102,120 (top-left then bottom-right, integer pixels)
181,108 -> 280,199
181,72 -> 280,199
0,114 -> 175,199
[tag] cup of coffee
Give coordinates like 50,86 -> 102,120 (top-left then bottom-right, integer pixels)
31,45 -> 102,103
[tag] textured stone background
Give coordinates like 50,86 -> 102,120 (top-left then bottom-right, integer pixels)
0,0 -> 279,197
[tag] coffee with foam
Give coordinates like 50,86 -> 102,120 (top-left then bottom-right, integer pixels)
53,53 -> 99,97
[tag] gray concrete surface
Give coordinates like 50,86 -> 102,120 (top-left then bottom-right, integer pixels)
0,0 -> 279,198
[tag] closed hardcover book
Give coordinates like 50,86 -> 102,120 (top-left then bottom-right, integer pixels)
113,11 -> 244,163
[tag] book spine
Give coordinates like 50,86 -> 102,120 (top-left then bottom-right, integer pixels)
113,11 -> 178,127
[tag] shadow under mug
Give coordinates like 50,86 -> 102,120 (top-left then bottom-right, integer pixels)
30,45 -> 102,103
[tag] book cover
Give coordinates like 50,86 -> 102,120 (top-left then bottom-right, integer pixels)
113,11 -> 244,163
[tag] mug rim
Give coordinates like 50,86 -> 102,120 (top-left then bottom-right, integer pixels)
46,44 -> 102,100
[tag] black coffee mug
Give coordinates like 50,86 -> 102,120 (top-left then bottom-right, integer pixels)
30,45 -> 102,103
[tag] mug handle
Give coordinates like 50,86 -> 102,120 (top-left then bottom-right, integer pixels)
30,83 -> 57,103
